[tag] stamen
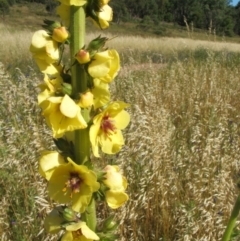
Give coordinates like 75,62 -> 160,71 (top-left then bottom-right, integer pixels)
101,114 -> 116,137
63,172 -> 82,198
72,229 -> 82,238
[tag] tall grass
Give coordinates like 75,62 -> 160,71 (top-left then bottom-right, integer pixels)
1,22 -> 240,240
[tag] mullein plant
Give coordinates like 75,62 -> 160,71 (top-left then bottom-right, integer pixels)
30,1 -> 130,240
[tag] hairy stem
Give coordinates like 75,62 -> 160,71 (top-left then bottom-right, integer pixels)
70,5 -> 96,231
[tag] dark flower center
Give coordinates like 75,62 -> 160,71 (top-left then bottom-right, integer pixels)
63,172 -> 83,197
72,228 -> 83,238
100,114 -> 116,136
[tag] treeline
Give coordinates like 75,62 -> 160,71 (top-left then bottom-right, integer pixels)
111,0 -> 240,37
2,0 -> 240,37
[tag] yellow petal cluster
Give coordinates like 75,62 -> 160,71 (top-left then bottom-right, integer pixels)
61,222 -> 99,241
39,94 -> 87,138
91,4 -> 113,29
47,158 -> 100,213
103,165 -> 129,209
88,49 -> 120,83
30,30 -> 59,73
89,101 -> 130,157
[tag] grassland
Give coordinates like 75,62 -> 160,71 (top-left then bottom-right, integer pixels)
1,3 -> 240,241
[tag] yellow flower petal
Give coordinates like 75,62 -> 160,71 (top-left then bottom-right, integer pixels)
62,222 -> 99,241
99,4 -> 112,21
105,190 -> 129,209
88,53 -> 111,78
60,95 -> 79,118
60,0 -> 87,6
33,59 -> 62,75
99,129 -> 124,155
81,222 -> 100,240
89,114 -> 102,157
39,151 -> 65,180
103,165 -> 129,209
30,30 -> 49,51
45,40 -> 59,61
88,49 -> 120,83
92,78 -> 110,109
30,30 -> 59,69
113,110 -> 130,129
49,108 -> 87,138
98,4 -> 113,29
40,96 -> 87,138
61,231 -> 73,240
91,4 -> 113,29
57,3 -> 70,27
38,89 -> 52,105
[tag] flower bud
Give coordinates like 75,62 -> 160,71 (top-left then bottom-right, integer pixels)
87,35 -> 108,55
103,216 -> 119,231
78,91 -> 94,108
52,26 -> 69,43
75,49 -> 91,64
61,83 -> 72,95
42,19 -> 61,32
62,207 -> 78,222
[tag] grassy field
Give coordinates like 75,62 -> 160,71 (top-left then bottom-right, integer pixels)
2,3 -> 240,241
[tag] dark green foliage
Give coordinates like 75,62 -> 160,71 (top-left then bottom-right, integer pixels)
4,0 -> 240,36
108,0 -> 240,37
45,0 -> 58,14
0,0 -> 10,15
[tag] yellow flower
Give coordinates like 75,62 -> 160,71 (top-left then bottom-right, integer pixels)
39,73 -> 63,92
48,158 -> 100,212
38,89 -> 53,106
39,151 -> 66,180
92,78 -> 110,109
30,30 -> 59,71
88,49 -> 120,83
61,222 -> 99,241
103,165 -> 129,209
89,101 -> 130,157
91,4 -> 113,29
39,94 -> 87,138
38,73 -> 64,104
57,3 -> 70,27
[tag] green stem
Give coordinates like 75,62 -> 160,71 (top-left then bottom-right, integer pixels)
70,5 -> 96,231
70,6 -> 90,165
221,192 -> 240,241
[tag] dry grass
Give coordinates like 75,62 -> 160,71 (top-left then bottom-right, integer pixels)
111,59 -> 240,240
1,23 -> 240,240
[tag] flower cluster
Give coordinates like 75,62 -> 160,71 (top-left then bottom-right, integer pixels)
30,0 -> 130,240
